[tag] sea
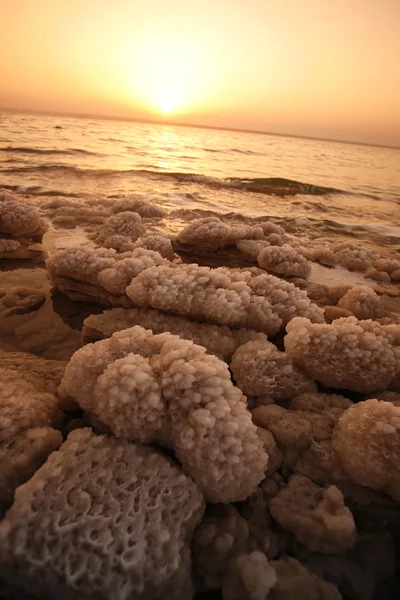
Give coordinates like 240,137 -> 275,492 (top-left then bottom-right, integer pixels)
0,111 -> 399,236
0,110 -> 399,360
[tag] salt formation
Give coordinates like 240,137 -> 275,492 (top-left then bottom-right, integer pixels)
236,239 -> 271,259
312,242 -> 375,272
111,196 -> 168,217
221,552 -> 277,600
337,285 -> 384,320
0,286 -> 46,317
0,191 -> 48,261
373,257 -> 400,282
230,340 -> 317,403
257,245 -> 311,278
285,316 -> 400,393
60,326 -> 268,502
332,399 -> 400,501
126,264 -> 324,335
193,505 -> 249,590
175,217 -> 264,251
47,246 -> 169,306
0,357 -> 64,511
92,211 -> 146,245
0,429 -> 205,600
269,475 -> 356,554
83,307 -> 267,361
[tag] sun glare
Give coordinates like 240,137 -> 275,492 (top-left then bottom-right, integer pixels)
129,34 -> 210,117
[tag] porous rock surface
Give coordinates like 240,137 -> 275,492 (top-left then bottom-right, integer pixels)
0,428 -> 205,600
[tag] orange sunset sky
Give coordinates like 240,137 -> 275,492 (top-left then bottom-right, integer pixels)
1,0 -> 399,147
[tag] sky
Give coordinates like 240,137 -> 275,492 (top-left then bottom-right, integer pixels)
1,0 -> 399,147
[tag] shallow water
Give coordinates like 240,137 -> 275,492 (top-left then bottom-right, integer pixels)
1,111 -> 399,359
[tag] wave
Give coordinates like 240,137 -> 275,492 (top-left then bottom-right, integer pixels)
0,163 -> 349,197
0,183 -> 80,198
0,146 -> 99,156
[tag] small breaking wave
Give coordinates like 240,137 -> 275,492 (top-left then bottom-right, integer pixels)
0,146 -> 99,156
1,164 -> 349,196
0,183 -> 80,197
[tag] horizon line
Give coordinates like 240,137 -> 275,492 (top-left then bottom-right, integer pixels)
1,106 -> 399,151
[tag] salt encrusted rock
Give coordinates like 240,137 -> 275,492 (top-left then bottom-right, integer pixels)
268,557 -> 342,600
288,393 -> 352,420
134,233 -> 175,260
126,264 -> 324,336
238,475 -> 283,559
313,242 -> 375,272
176,217 -> 264,251
323,305 -> 353,323
0,239 -> 21,253
0,365 -> 63,510
46,246 -> 169,306
257,245 -> 311,278
236,239 -> 271,260
83,307 -> 268,362
269,475 -> 356,554
337,286 -> 384,320
0,350 -> 66,395
284,316 -> 400,393
371,390 -> 400,406
111,196 -> 168,217
0,429 -> 205,600
230,340 -> 317,403
92,211 -> 146,245
332,399 -> 400,501
373,257 -> 400,281
60,326 -> 268,503
256,428 -> 283,475
103,232 -> 175,260
0,286 -> 46,317
193,505 -> 249,590
222,552 -> 277,600
0,191 -> 46,237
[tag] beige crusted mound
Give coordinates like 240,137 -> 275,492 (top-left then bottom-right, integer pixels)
222,554 -> 342,600
92,211 -> 146,245
285,316 -> 400,393
222,552 -> 277,600
257,245 -> 311,278
83,307 -> 268,361
268,557 -> 342,600
332,399 -> 400,501
46,246 -> 169,305
60,326 -> 268,503
0,429 -> 205,600
176,217 -> 264,251
126,264 -> 324,336
337,286 -> 384,320
313,242 -> 375,272
111,196 -> 168,218
0,362 -> 63,509
269,475 -> 356,554
230,340 -> 317,403
0,192 -> 48,261
0,191 -> 47,237
193,505 -> 249,590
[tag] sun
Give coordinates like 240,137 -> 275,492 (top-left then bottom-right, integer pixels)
130,34 -> 209,117
158,92 -> 176,115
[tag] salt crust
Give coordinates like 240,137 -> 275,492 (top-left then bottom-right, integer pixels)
257,245 -> 311,278
60,326 -> 268,503
230,340 -> 316,401
285,316 -> 400,393
83,307 -> 268,361
0,428 -> 205,600
126,264 -> 324,335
